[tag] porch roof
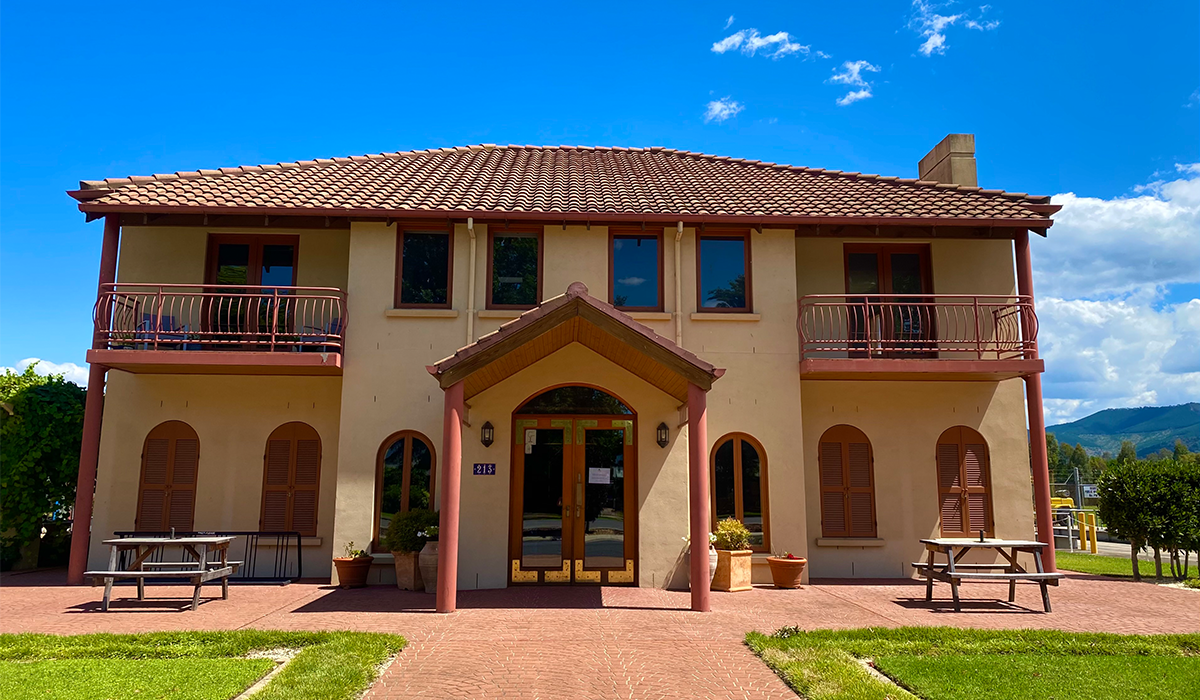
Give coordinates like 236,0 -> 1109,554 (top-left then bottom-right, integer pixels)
426,282 -> 724,401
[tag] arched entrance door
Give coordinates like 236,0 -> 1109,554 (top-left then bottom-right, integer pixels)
509,386 -> 637,585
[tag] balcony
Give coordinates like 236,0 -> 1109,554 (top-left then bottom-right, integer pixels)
88,284 -> 347,375
797,294 -> 1043,381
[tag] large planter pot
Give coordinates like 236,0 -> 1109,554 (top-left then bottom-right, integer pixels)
333,556 -> 373,589
419,541 -> 439,593
766,556 -> 807,589
391,551 -> 423,591
711,549 -> 753,592
709,545 -> 719,584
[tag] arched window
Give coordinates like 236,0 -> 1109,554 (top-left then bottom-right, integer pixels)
136,421 -> 200,532
515,385 -> 632,414
260,422 -> 321,537
710,433 -> 770,551
818,425 -> 877,538
375,431 -> 437,547
936,426 -> 993,537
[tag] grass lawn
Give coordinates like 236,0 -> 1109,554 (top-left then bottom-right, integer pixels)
0,630 -> 405,700
1057,551 -> 1200,587
746,627 -> 1200,700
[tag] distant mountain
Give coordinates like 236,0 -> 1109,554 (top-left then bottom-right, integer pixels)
1047,403 -> 1200,458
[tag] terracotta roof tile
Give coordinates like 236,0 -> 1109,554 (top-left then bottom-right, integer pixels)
71,145 -> 1054,223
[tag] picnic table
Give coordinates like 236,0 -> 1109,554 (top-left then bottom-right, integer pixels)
84,536 -> 240,611
913,537 -> 1065,612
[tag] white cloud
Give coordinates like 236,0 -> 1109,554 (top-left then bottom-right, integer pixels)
617,276 -> 646,287
1,358 -> 90,387
711,29 -> 810,59
1186,88 -> 1198,108
724,15 -> 735,29
1036,164 -> 1200,422
703,97 -> 744,123
829,60 -> 880,105
908,0 -> 997,56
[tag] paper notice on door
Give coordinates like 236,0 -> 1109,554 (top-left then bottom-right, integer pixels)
588,467 -> 611,485
525,429 -> 537,445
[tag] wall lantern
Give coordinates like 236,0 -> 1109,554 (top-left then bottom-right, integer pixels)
656,422 -> 669,448
481,421 -> 495,447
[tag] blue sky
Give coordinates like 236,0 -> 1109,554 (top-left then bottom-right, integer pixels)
2,1 -> 1197,422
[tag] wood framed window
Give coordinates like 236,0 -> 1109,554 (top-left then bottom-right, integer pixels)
205,234 -> 300,287
843,243 -> 932,297
487,227 -> 543,309
697,230 -> 752,312
609,228 -> 663,311
818,425 -> 877,538
259,422 -> 322,537
135,421 -> 200,532
710,433 -> 770,551
394,226 -> 454,308
936,426 -> 994,537
374,431 -> 437,548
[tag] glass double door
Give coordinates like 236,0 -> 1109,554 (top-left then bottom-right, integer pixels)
844,244 -> 934,357
509,416 -> 636,585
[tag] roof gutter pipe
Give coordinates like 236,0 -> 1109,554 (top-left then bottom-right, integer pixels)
675,221 -> 684,346
467,218 -> 477,345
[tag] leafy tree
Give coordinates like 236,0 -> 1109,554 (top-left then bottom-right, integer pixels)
1069,444 -> 1089,480
1096,461 -> 1157,582
1117,440 -> 1138,463
0,364 -> 86,569
705,274 -> 746,309
1046,433 -> 1063,480
1173,439 -> 1191,460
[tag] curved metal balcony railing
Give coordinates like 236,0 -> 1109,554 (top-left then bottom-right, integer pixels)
798,294 -> 1037,361
94,283 -> 347,354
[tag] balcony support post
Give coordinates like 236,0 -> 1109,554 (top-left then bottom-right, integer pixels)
687,383 -> 711,612
68,214 -> 120,585
1015,230 -> 1056,573
436,380 -> 464,613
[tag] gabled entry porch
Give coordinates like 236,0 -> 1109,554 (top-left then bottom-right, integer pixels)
426,283 -> 724,612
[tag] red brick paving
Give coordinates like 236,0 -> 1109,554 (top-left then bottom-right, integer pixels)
1,569 -> 1196,699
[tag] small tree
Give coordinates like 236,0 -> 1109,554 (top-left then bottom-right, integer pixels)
1117,440 -> 1138,463
1096,461 -> 1156,581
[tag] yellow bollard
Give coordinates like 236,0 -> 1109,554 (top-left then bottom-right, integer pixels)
1077,513 -> 1086,551
1088,513 -> 1098,554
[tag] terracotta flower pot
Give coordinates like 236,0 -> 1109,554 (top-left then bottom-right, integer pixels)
712,550 -> 753,591
333,556 -> 373,589
766,556 -> 807,589
391,551 -> 423,591
419,541 -> 439,593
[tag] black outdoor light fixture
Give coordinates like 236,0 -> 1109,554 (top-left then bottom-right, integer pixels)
481,421 -> 495,447
656,422 -> 669,448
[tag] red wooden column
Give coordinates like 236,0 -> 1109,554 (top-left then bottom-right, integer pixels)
436,380 -> 465,613
1015,230 -> 1056,573
687,383 -> 711,612
68,214 -> 121,585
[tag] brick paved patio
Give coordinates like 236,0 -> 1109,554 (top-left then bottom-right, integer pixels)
2,569 -> 1196,699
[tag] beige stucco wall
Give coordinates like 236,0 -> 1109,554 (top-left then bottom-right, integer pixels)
800,378 -> 1035,577
89,372 -> 343,576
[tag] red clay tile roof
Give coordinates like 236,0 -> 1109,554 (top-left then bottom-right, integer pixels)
69,145 -> 1056,226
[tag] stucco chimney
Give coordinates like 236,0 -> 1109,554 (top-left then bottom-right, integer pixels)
918,134 -> 977,187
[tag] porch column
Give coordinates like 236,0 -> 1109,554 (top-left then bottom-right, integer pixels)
436,380 -> 465,613
1015,230 -> 1056,573
687,383 -> 711,612
68,214 -> 120,585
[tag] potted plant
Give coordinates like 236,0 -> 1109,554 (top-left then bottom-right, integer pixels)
333,541 -> 372,589
766,551 -> 807,589
382,509 -> 439,590
418,524 -> 439,593
711,518 -> 753,592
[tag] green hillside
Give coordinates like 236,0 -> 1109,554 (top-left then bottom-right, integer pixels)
1047,403 -> 1200,457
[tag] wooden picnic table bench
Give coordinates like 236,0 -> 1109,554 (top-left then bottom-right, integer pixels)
913,538 -> 1065,612
84,536 -> 239,611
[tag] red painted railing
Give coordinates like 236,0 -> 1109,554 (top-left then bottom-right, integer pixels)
94,283 -> 347,353
798,294 -> 1037,361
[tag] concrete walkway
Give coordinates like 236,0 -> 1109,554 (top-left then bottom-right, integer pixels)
1,569 -> 1196,699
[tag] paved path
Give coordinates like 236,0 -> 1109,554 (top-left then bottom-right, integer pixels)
2,569 -> 1196,699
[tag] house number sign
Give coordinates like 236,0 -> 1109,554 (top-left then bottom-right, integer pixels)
473,463 -> 496,476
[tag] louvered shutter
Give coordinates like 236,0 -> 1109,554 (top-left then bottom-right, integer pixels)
818,426 -> 876,538
136,422 -> 200,532
259,423 -> 321,537
936,427 -> 992,537
962,439 -> 992,535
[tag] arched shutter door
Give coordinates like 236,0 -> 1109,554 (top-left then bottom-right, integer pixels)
818,426 -> 876,538
936,427 -> 992,537
136,422 -> 200,531
260,423 -> 321,537
261,439 -> 292,531
291,438 -> 320,536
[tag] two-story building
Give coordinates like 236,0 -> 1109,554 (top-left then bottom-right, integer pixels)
65,135 -> 1059,612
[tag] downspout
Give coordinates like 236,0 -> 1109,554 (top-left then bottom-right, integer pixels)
674,221 -> 684,346
466,217 -> 476,346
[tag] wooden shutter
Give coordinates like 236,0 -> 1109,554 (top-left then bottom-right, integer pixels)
936,426 -> 993,537
135,421 -> 200,531
818,425 -> 876,538
259,422 -> 321,537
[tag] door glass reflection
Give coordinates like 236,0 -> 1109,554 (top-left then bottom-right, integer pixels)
583,429 -> 625,568
522,428 -> 565,568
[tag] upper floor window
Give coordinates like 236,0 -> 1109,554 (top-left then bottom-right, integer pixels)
395,228 -> 453,308
207,235 -> 298,287
844,244 -> 931,296
697,232 -> 751,312
610,229 -> 662,311
711,433 -> 770,551
488,228 -> 542,309
375,431 -> 437,547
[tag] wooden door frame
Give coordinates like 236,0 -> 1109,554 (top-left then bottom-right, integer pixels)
204,234 -> 301,287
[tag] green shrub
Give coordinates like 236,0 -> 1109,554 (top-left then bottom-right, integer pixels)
713,517 -> 751,551
381,509 -> 439,554
1098,458 -> 1200,581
